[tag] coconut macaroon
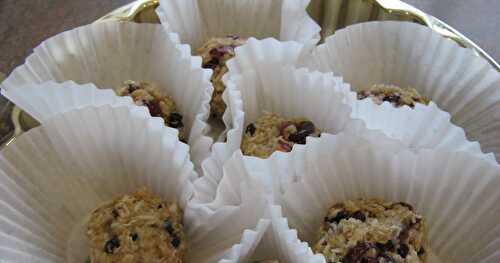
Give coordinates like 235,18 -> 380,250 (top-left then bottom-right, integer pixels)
116,80 -> 186,142
357,84 -> 430,108
241,112 -> 321,158
314,199 -> 428,263
197,36 -> 247,119
87,188 -> 186,263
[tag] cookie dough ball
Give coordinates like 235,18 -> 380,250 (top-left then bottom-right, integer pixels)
196,36 -> 247,119
116,80 -> 186,142
241,112 -> 321,158
357,84 -> 430,108
314,199 -> 428,263
87,188 -> 186,263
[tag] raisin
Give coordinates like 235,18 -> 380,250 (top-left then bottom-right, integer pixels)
226,34 -> 240,40
164,219 -> 176,236
380,254 -> 396,263
157,204 -> 163,209
130,232 -> 139,241
376,240 -> 395,252
171,234 -> 181,248
418,247 -> 426,256
245,123 -> 256,136
180,138 -> 188,144
351,211 -> 366,222
127,82 -> 139,93
383,94 -> 401,104
104,236 -> 120,254
288,121 -> 316,144
145,100 -> 162,117
328,210 -> 350,223
111,209 -> 119,218
397,244 -> 409,258
167,112 -> 184,128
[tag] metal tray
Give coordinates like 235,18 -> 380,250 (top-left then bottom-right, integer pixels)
3,0 -> 499,147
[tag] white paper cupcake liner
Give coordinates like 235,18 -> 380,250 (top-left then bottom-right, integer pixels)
266,143 -> 500,262
0,105 -> 268,263
0,21 -> 214,168
1,80 -> 134,122
224,42 -> 495,163
304,21 -> 500,161
155,0 -> 321,50
215,130 -> 500,262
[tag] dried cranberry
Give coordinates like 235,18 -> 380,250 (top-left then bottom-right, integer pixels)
342,242 -> 373,263
145,100 -> 162,117
167,112 -> 184,128
104,236 -> 120,254
351,211 -> 366,222
277,140 -> 292,152
397,244 -> 409,258
203,58 -> 220,69
245,123 -> 256,136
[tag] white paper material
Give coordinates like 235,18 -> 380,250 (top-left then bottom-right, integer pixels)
274,144 -> 500,262
222,39 -> 495,164
226,37 -> 314,77
1,80 -> 134,122
0,105 -> 268,263
156,0 -> 320,49
304,21 -> 500,162
0,21 -> 214,168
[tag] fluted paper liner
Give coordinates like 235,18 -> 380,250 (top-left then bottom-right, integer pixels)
0,21 -> 214,168
0,105 -> 268,263
155,0 -> 320,50
304,21 -> 500,161
224,44 -> 494,163
215,132 -> 500,262
275,143 -> 500,261
2,80 -> 134,122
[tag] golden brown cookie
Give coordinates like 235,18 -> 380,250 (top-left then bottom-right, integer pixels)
314,199 -> 428,263
357,84 -> 430,108
87,188 -> 186,263
241,112 -> 321,158
116,80 -> 186,142
197,36 -> 247,119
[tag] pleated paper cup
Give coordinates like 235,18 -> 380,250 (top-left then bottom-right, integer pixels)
1,80 -> 135,122
251,140 -> 500,262
198,131 -> 409,262
0,104 -> 269,263
226,43 -> 495,163
304,21 -> 500,162
155,0 -> 320,50
0,21 -> 214,168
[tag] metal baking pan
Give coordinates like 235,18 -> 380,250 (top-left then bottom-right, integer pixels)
3,0 -> 499,147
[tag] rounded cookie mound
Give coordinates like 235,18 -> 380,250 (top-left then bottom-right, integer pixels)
357,84 -> 429,108
241,112 -> 321,158
87,188 -> 186,263
197,36 -> 247,119
116,80 -> 186,142
314,199 -> 428,263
